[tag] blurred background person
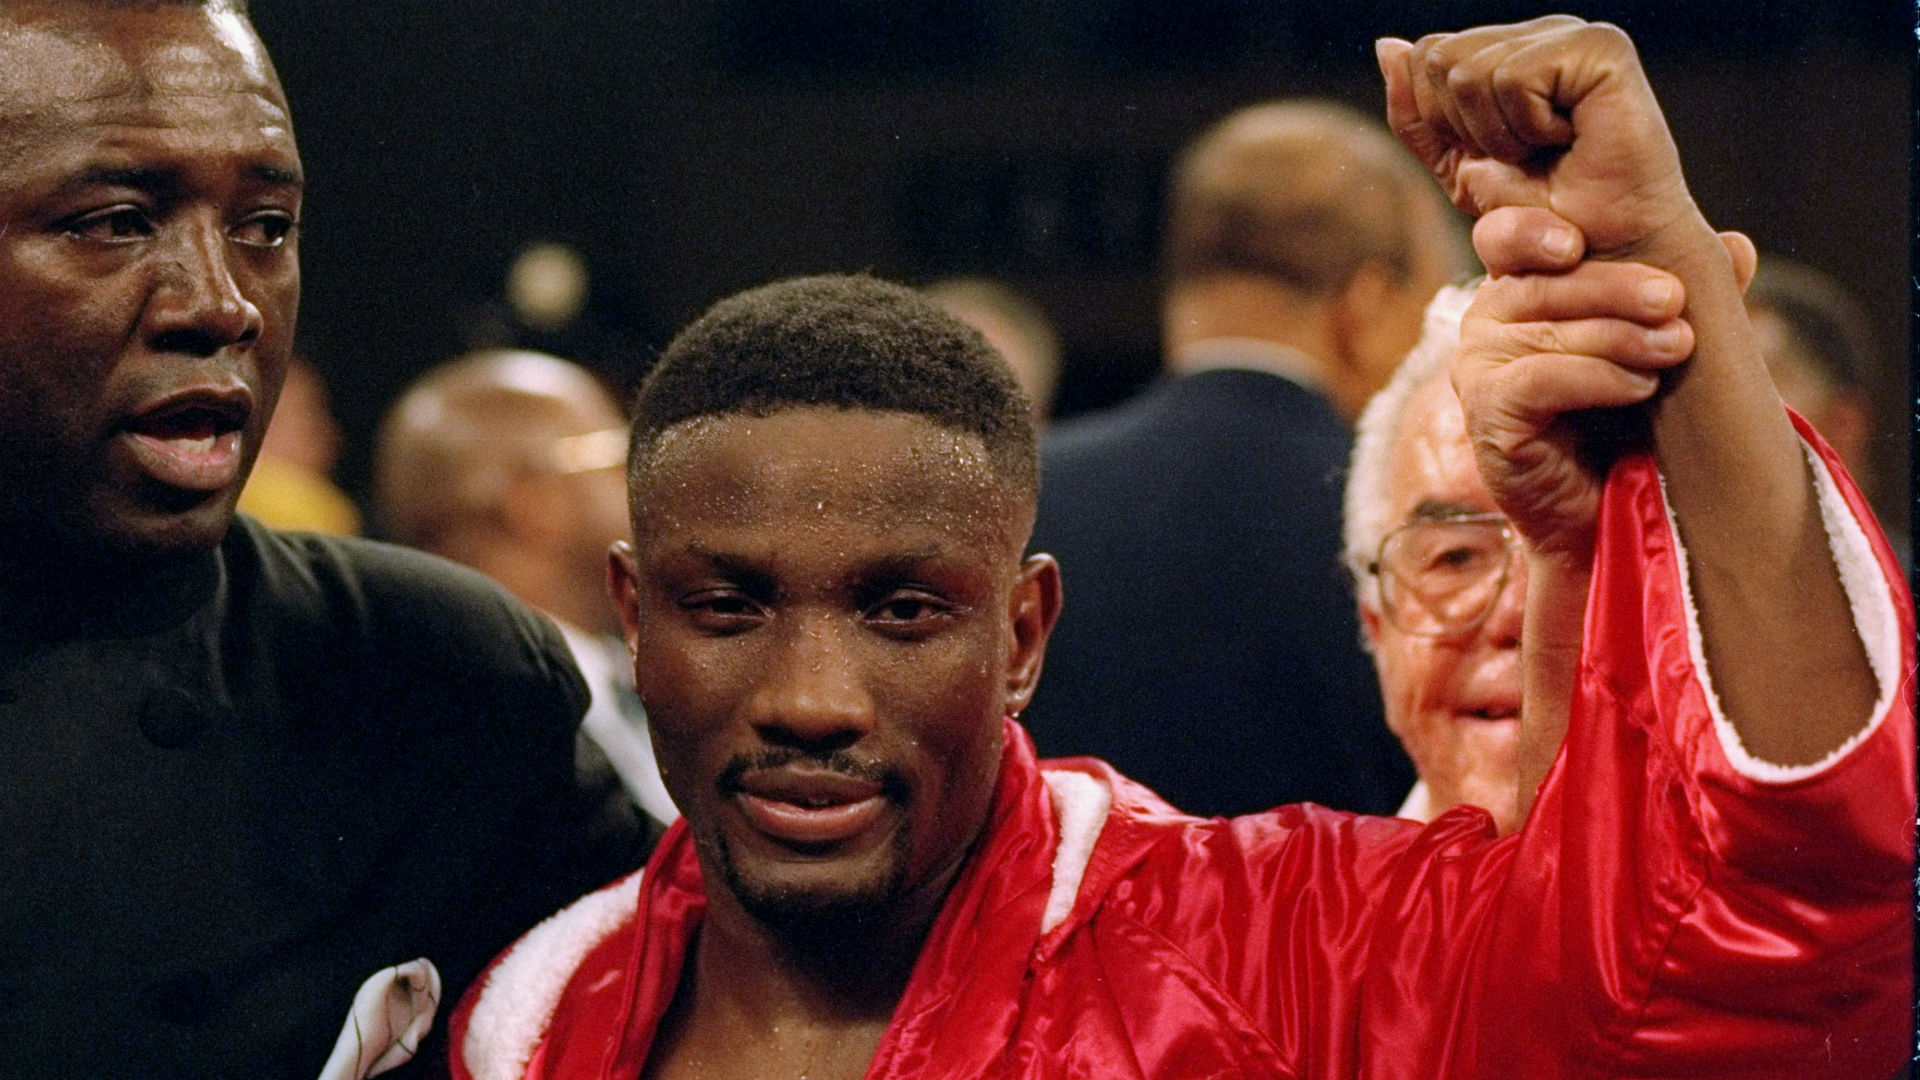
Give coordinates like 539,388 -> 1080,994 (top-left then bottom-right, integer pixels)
1743,255 -> 1909,570
236,353 -> 363,535
924,276 -> 1063,428
1022,99 -> 1469,817
376,350 -> 678,829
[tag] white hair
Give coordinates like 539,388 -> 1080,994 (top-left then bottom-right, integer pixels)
1341,282 -> 1478,599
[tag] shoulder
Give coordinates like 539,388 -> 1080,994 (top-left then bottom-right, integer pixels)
452,870 -> 646,1080
222,516 -> 588,728
1046,757 -> 1431,923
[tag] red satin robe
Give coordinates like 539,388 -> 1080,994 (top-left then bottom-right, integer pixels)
451,428 -> 1914,1080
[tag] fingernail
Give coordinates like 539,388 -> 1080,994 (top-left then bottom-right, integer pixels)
1648,325 -> 1684,351
1543,228 -> 1578,260
1641,279 -> 1677,310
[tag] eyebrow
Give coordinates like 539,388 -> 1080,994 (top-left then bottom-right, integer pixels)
57,161 -> 303,198
252,163 -> 304,189
1406,499 -> 1491,523
62,165 -> 177,197
685,544 -> 768,579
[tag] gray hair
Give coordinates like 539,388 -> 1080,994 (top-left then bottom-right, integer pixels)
1341,283 -> 1478,600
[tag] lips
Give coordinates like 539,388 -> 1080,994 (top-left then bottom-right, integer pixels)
732,766 -> 888,847
120,390 -> 251,493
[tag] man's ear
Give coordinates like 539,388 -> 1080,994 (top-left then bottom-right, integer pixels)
1719,230 -> 1758,295
1358,598 -> 1384,655
1332,263 -> 1394,364
1004,553 -> 1063,716
607,540 -> 643,660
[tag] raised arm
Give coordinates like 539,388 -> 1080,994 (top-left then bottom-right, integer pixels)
1377,17 -> 1877,771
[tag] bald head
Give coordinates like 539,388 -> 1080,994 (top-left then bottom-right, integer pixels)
375,350 -> 632,633
1167,100 -> 1462,296
1161,100 -> 1469,420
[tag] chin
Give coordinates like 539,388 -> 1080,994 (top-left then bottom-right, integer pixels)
719,835 -> 911,952
24,496 -> 233,573
108,497 -> 239,563
1443,779 -> 1519,833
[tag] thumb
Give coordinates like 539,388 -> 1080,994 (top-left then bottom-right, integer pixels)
1377,37 -> 1448,171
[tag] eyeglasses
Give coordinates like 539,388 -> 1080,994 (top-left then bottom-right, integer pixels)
1366,511 -> 1519,638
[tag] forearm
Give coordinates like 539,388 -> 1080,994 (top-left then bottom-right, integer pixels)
1515,549 -> 1588,824
1631,221 -> 1877,764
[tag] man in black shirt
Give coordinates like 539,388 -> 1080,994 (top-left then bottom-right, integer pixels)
0,3 -> 642,1076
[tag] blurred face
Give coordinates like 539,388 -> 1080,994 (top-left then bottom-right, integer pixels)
1361,375 -> 1523,831
612,407 -> 1056,938
0,3 -> 302,566
545,392 -> 633,635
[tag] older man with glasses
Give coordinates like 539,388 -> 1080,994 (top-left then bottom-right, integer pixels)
1344,269 -> 1763,832
1342,286 -> 1531,829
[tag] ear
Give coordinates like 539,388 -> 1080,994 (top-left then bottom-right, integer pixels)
1332,263 -> 1393,364
1003,553 -> 1063,716
1331,261 -> 1425,418
1718,230 -> 1758,295
1358,597 -> 1385,654
607,540 -> 643,662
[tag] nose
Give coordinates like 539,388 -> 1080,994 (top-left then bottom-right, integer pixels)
743,611 -> 877,752
145,212 -> 263,356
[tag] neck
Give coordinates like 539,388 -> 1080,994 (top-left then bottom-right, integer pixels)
1162,276 -> 1339,376
641,877 -> 942,1080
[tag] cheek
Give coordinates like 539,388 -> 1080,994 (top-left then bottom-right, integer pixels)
1378,639 -> 1464,757
633,620 -> 744,738
1379,639 -> 1444,727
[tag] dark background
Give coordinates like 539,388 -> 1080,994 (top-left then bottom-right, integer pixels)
245,0 -> 1913,535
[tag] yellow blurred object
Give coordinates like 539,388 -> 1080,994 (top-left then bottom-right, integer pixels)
238,457 -> 363,536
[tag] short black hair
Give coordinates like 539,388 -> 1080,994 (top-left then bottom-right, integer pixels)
630,274 -> 1037,497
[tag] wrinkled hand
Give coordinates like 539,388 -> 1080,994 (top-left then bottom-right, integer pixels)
1454,207 -> 1695,558
1377,16 -> 1701,260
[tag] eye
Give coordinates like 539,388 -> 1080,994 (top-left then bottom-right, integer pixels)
866,590 -> 953,638
231,211 -> 297,249
66,205 -> 153,243
1428,543 -> 1491,572
678,589 -> 765,634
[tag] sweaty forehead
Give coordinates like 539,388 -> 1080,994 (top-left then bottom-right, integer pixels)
635,408 -> 1022,548
0,5 -> 284,124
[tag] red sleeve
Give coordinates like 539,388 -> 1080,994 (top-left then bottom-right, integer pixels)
1360,426 -> 1913,1079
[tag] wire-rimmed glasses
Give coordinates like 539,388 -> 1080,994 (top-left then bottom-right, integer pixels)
1367,511 -> 1519,638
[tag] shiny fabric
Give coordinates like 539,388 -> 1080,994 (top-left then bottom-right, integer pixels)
452,432 -> 1914,1080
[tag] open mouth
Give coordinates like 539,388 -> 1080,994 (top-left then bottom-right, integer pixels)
122,397 -> 249,493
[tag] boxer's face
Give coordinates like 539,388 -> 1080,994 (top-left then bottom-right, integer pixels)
614,406 -> 1057,937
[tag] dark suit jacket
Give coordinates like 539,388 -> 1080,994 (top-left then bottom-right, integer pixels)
1026,367 -> 1413,817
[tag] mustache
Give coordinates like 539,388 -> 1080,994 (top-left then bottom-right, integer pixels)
717,749 -> 907,799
